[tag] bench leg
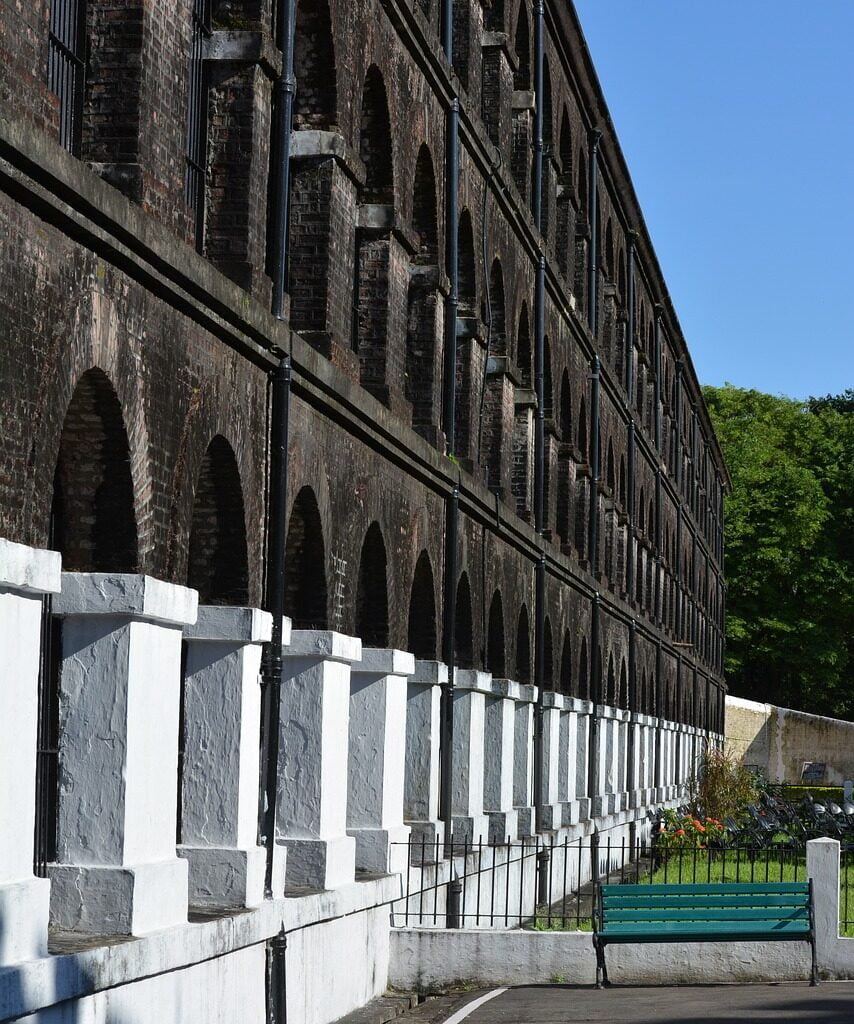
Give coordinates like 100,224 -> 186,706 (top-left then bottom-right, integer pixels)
810,935 -> 818,986
593,936 -> 608,989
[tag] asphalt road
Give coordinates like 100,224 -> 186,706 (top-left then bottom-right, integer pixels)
439,983 -> 854,1023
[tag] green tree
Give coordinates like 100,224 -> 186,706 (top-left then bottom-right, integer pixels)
703,385 -> 854,718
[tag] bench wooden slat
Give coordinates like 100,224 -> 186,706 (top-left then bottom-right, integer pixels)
599,919 -> 811,939
601,894 -> 810,909
602,882 -> 809,896
604,907 -> 809,924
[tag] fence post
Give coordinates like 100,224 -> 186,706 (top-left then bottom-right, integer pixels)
806,837 -> 840,976
447,876 -> 463,929
591,829 -> 600,888
537,844 -> 551,907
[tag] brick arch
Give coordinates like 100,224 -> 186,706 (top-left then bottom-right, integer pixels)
52,367 -> 138,573
407,550 -> 437,659
187,435 -> 249,605
294,0 -> 338,129
516,604 -> 531,685
486,589 -> 506,677
356,521 -> 389,647
359,66 -> 394,203
455,572 -> 474,669
285,486 -> 328,629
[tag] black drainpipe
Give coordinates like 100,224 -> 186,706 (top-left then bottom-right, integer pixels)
675,361 -> 684,643
626,618 -> 636,796
625,233 -> 636,602
587,592 -> 601,806
588,355 -> 601,572
440,0 -> 459,867
586,129 -> 602,337
259,0 -> 297,899
587,356 -> 601,814
653,639 -> 662,791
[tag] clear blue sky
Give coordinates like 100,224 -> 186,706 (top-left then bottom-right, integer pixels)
573,0 -> 854,401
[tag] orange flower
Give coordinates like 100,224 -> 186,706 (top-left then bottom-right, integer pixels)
676,828 -> 686,836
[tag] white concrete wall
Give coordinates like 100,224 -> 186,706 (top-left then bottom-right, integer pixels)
726,694 -> 854,785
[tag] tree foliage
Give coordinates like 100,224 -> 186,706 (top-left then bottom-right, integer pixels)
703,385 -> 854,718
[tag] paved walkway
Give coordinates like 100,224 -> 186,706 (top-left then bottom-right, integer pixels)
433,983 -> 854,1023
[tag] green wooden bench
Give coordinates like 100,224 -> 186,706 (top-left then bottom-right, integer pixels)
593,881 -> 817,988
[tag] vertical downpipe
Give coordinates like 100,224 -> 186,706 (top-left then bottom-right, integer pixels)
653,640 -> 662,791
587,593 -> 601,809
675,361 -> 684,641
626,619 -> 636,799
654,305 -> 663,622
625,234 -> 636,601
266,925 -> 288,1024
586,129 -> 602,337
259,0 -> 297,900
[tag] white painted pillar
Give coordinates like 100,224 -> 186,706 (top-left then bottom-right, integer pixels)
277,630 -> 360,889
347,648 -> 414,874
404,660 -> 446,853
540,692 -> 564,830
561,697 -> 584,826
49,573 -> 196,935
451,670 -> 491,843
483,679 -> 519,844
178,606 -> 277,909
807,837 -> 840,971
0,538 -> 60,963
575,700 -> 592,821
513,683 -> 536,837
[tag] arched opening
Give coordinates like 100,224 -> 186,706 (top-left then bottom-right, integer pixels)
559,632 -> 572,695
284,486 -> 328,629
452,0 -> 471,90
619,658 -> 628,710
406,145 -> 440,440
540,57 -> 554,228
559,370 -> 572,443
355,522 -> 389,647
606,653 -> 616,708
407,551 -> 437,659
513,2 -> 530,89
485,0 -> 504,31
606,438 -> 615,493
516,605 -> 531,685
354,66 -> 395,399
359,67 -> 394,203
516,304 -> 532,387
579,636 -> 589,701
543,337 -> 554,419
543,616 -> 554,690
618,455 -> 626,508
577,395 -> 588,456
187,435 -> 249,605
293,0 -> 337,129
455,209 -> 478,461
455,573 -> 474,669
556,108 -> 573,279
486,590 -> 506,677
483,258 -> 507,491
457,209 -> 477,315
52,368 -> 138,573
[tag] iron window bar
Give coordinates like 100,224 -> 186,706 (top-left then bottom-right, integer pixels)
48,0 -> 87,156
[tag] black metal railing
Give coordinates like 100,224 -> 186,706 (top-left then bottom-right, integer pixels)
185,0 -> 211,250
391,833 -> 837,933
33,598 -> 61,877
48,0 -> 87,155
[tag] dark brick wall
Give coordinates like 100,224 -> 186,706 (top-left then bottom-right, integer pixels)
0,0 -> 727,719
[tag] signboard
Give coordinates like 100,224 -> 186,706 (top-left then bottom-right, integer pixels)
801,761 -> 826,783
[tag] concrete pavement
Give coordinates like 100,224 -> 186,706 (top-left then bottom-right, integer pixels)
415,983 -> 854,1023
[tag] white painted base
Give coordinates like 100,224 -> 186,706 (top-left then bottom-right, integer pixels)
514,807 -> 534,837
0,876 -> 50,962
347,824 -> 411,874
537,803 -> 563,832
405,821 -> 445,862
282,834 -> 355,890
49,858 -> 188,935
177,845 -> 266,909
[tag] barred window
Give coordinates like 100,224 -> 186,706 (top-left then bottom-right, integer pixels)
48,0 -> 87,155
185,0 -> 211,250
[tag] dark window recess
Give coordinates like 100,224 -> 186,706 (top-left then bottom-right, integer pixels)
48,0 -> 87,155
185,0 -> 211,250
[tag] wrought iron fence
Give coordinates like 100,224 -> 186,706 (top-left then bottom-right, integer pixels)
391,833 -> 846,933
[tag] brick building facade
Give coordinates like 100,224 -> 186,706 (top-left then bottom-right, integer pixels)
0,0 -> 728,1018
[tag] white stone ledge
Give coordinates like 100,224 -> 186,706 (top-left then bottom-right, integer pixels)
454,669 -> 492,694
354,648 -> 415,676
541,692 -> 567,710
285,629 -> 361,663
184,606 -> 277,644
411,660 -> 448,685
0,874 -> 401,1021
515,683 -> 537,703
54,573 -> 198,626
0,538 -> 61,594
490,678 -> 521,700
